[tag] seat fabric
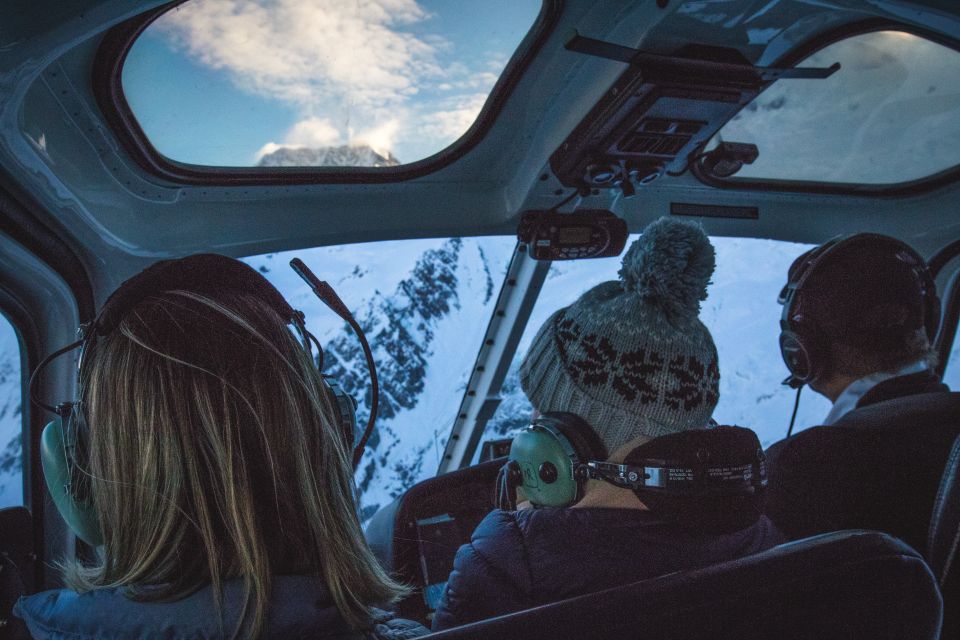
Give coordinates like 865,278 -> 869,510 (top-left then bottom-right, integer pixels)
929,433 -> 960,640
422,530 -> 942,640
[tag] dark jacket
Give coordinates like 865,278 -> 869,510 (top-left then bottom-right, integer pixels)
765,371 -> 960,552
14,575 -> 428,640
431,507 -> 783,631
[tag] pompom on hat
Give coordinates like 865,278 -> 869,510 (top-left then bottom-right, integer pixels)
519,217 -> 720,454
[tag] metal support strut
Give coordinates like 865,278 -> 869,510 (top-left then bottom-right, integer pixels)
437,243 -> 550,474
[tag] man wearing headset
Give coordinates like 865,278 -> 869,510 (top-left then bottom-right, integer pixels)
765,233 -> 960,555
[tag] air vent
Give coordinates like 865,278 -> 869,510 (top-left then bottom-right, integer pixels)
618,119 -> 704,156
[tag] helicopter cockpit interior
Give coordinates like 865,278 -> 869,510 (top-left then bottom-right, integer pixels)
2,0 -> 960,638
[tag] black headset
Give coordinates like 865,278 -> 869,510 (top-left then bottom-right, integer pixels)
497,413 -> 767,532
778,233 -> 941,389
29,254 -> 378,546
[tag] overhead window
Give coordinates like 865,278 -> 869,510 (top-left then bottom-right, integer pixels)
476,236 -> 832,459
708,31 -> 960,187
121,0 -> 542,168
0,312 -> 23,508
245,237 -> 515,523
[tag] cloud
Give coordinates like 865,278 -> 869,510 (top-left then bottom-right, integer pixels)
254,116 -> 343,160
416,93 -> 488,141
153,0 -> 521,161
286,117 -> 343,147
350,119 -> 402,158
156,0 -> 443,113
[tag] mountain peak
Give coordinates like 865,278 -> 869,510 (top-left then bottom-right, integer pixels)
257,144 -> 401,168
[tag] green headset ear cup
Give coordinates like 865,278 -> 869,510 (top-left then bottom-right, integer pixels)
509,426 -> 579,507
40,418 -> 103,546
507,413 -> 607,508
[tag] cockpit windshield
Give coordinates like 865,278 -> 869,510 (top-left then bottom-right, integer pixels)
243,236 -> 849,522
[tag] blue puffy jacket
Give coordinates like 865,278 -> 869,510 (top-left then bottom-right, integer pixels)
15,575 -> 428,640
432,507 -> 783,631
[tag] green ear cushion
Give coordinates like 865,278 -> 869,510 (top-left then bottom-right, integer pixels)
509,425 -> 580,507
40,418 -> 103,546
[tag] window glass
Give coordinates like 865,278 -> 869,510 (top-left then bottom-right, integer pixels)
480,236 -> 833,455
123,0 -> 542,168
0,313 -> 23,508
711,31 -> 960,185
943,335 -> 960,391
244,237 -> 515,522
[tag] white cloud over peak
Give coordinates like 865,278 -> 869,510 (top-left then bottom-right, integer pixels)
254,116 -> 342,161
256,115 -> 402,161
285,117 -> 343,148
350,119 -> 402,158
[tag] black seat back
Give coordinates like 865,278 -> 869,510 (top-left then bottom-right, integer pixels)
1,507 -> 35,640
929,433 -> 960,639
423,531 -> 941,640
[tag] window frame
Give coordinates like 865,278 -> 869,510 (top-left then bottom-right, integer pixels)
691,18 -> 960,197
936,267 -> 960,381
92,0 -> 561,186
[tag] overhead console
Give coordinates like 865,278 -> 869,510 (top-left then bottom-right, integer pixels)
550,33 -> 838,194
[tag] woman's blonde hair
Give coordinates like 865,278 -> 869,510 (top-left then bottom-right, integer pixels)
67,288 -> 404,637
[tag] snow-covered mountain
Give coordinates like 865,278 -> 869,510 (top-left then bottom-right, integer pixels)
257,145 -> 400,168
0,320 -> 22,508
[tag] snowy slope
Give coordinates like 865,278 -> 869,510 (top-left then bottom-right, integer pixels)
243,237 -> 515,520
721,32 -> 960,184
0,317 -> 22,508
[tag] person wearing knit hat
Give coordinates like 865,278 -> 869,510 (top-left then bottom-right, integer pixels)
432,218 -> 783,632
520,215 -> 720,455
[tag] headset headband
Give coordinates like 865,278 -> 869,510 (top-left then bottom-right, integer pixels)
583,457 -> 764,495
94,254 -> 297,336
30,253 -> 379,469
583,426 -> 766,497
780,234 -> 938,334
778,233 -> 941,388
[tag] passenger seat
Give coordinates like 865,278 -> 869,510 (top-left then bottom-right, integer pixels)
929,433 -> 960,639
423,530 -> 941,640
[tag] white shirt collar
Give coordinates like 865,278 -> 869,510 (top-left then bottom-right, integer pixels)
823,360 -> 929,426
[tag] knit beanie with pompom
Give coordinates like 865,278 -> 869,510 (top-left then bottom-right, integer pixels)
519,217 -> 720,455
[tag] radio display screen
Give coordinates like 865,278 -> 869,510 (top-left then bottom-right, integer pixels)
557,226 -> 593,245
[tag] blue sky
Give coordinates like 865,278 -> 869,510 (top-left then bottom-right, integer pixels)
122,0 -> 542,166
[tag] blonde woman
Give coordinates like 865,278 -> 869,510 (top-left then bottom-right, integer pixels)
15,255 -> 425,639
